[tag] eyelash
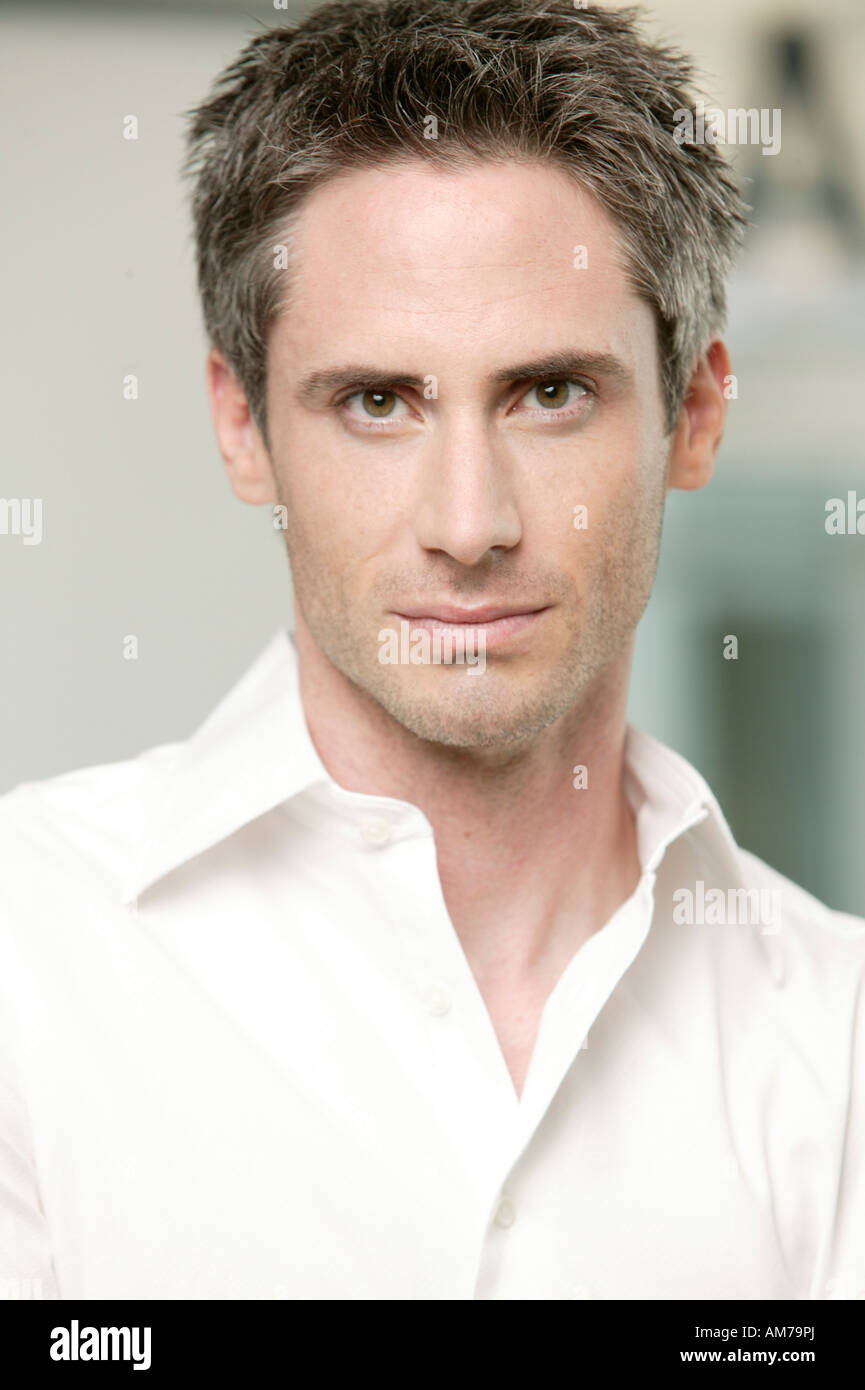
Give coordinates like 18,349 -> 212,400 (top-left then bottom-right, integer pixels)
336,379 -> 595,430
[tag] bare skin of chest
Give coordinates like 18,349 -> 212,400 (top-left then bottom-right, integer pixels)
476,977 -> 555,1100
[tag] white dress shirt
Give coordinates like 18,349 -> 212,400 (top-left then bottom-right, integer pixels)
1,629 -> 863,1301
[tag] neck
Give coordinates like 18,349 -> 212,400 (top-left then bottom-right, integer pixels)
292,609 -> 641,981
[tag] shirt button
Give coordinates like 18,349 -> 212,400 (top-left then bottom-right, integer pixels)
425,984 -> 452,1017
359,815 -> 391,846
494,1195 -> 515,1228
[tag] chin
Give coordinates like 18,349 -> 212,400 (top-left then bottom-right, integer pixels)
369,667 -> 577,751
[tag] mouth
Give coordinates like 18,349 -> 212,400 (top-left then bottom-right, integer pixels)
391,604 -> 550,647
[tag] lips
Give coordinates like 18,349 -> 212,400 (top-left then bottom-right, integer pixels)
395,603 -> 547,624
390,604 -> 549,648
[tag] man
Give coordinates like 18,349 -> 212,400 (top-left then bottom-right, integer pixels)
1,0 -> 863,1301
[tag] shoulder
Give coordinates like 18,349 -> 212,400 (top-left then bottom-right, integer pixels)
736,844 -> 865,944
0,743 -> 181,909
728,846 -> 865,1026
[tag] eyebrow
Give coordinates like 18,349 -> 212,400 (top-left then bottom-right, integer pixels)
295,350 -> 633,403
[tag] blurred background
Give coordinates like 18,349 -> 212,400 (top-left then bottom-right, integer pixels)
2,0 -> 864,912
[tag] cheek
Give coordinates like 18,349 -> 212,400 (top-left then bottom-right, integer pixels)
563,438 -> 664,590
583,411 -> 662,513
275,461 -> 402,593
598,465 -> 665,612
539,430 -> 643,542
591,458 -> 663,565
276,410 -> 408,520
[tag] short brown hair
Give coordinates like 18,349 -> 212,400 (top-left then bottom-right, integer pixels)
184,0 -> 748,447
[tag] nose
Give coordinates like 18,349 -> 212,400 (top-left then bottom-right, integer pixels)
413,418 -> 522,566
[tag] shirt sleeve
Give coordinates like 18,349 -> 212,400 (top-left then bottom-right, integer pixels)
817,926 -> 865,1301
0,912 -> 60,1302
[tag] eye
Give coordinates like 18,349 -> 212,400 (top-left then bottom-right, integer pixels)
517,379 -> 589,412
342,389 -> 410,421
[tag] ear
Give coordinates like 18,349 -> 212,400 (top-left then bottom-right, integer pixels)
205,347 -> 278,504
665,339 -> 732,494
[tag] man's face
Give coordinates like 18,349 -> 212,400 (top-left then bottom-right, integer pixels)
264,158 -> 670,748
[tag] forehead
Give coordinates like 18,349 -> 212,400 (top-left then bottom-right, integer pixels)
276,158 -> 653,367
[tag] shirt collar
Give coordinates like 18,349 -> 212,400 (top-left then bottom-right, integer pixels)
122,628 -> 747,903
623,722 -> 747,889
121,629 -> 328,904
